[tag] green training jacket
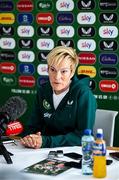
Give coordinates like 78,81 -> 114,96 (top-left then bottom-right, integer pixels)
22,75 -> 97,148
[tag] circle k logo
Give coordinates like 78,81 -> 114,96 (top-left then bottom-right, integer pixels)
36,13 -> 54,24
99,80 -> 118,92
0,62 -> 16,74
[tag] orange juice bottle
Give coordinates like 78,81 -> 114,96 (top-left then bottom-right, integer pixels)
93,129 -> 106,178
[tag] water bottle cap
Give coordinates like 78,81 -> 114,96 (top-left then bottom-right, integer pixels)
97,128 -> 103,134
96,133 -> 103,138
84,129 -> 92,135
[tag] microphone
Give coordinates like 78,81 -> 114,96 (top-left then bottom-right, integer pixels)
5,120 -> 24,136
0,96 -> 27,136
0,96 -> 27,164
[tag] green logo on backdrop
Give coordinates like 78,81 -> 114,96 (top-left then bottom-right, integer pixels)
1,75 -> 16,86
37,1 -> 53,10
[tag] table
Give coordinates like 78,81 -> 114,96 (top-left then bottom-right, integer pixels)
0,142 -> 119,180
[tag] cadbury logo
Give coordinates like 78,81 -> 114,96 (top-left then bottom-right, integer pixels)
99,53 -> 118,65
0,1 -> 14,11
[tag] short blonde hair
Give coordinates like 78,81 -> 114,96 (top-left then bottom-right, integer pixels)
47,46 -> 78,72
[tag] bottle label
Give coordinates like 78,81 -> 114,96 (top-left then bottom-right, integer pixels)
82,141 -> 93,152
93,142 -> 106,156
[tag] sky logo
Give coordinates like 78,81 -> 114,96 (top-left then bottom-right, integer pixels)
56,0 -> 74,11
17,25 -> 34,37
18,51 -> 35,62
99,26 -> 118,38
56,26 -> 74,37
77,39 -> 96,51
77,12 -> 96,24
0,38 -> 15,49
37,64 -> 48,76
37,38 -> 54,50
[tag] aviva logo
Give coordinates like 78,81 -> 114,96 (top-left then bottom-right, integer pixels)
0,13 -> 15,24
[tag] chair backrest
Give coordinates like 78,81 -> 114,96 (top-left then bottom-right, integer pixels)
93,109 -> 118,147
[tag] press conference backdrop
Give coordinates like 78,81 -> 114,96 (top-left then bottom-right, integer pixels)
0,0 -> 119,146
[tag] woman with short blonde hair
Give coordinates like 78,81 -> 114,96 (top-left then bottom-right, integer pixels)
21,46 -> 97,149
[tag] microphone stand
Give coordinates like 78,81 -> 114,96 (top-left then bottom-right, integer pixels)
0,112 -> 13,164
0,141 -> 13,164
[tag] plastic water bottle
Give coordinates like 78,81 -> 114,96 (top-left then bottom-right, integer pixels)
93,129 -> 106,178
81,129 -> 94,175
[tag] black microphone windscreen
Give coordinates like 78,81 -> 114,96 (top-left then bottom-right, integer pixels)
0,96 -> 27,120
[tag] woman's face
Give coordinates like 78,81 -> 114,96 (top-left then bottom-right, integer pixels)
48,57 -> 74,94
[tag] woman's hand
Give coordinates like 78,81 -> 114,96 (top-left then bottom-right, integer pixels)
20,132 -> 42,149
